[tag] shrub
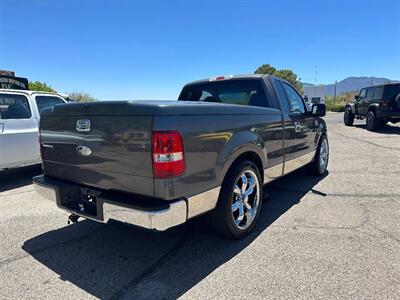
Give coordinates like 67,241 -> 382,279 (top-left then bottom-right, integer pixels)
326,102 -> 346,112
325,96 -> 351,112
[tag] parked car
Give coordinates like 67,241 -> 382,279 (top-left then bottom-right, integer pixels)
0,89 -> 67,169
33,74 -> 328,238
344,83 -> 400,131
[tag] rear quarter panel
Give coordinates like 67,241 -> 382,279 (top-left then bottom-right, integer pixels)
153,112 -> 283,200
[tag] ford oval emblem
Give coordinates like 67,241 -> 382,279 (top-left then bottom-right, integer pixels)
76,145 -> 93,157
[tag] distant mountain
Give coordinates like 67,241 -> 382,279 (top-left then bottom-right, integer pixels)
303,76 -> 398,98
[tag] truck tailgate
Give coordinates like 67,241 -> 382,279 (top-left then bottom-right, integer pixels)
40,114 -> 153,196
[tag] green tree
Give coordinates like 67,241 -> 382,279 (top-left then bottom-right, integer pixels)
254,64 -> 303,94
68,92 -> 96,102
29,81 -> 56,92
254,64 -> 277,76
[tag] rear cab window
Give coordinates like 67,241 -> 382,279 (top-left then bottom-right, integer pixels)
0,93 -> 32,119
178,79 -> 270,108
35,95 -> 65,114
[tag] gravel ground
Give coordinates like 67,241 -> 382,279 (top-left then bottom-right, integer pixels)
0,112 -> 399,299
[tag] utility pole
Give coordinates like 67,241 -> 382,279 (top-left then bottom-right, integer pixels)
334,80 -> 337,104
314,65 -> 318,97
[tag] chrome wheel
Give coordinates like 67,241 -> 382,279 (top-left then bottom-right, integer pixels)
319,139 -> 329,173
231,170 -> 260,230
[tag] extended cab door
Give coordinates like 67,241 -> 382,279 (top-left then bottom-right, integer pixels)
0,92 -> 40,168
271,79 -> 296,164
281,82 -> 317,172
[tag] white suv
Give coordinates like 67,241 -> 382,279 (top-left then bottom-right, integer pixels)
0,89 -> 67,169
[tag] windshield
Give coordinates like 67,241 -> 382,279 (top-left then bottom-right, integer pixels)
178,79 -> 269,107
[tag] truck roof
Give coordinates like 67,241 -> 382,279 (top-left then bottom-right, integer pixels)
184,74 -> 270,86
362,82 -> 400,89
0,88 -> 65,98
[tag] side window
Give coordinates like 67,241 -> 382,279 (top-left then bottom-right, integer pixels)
359,89 -> 367,99
0,93 -> 32,120
35,96 -> 64,113
272,79 -> 290,114
366,87 -> 374,101
373,87 -> 384,100
282,83 -> 306,114
383,84 -> 400,99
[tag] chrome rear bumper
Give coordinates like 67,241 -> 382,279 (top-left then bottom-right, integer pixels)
33,176 -> 219,231
34,180 -> 58,202
102,201 -> 187,231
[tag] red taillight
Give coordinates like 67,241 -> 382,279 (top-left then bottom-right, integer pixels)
38,128 -> 44,159
152,131 -> 185,178
380,100 -> 389,110
209,75 -> 233,81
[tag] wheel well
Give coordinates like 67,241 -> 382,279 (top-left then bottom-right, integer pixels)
368,106 -> 376,113
226,152 -> 264,183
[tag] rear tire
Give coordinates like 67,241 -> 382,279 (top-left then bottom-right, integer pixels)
211,160 -> 262,239
343,109 -> 354,126
366,111 -> 382,131
395,93 -> 400,111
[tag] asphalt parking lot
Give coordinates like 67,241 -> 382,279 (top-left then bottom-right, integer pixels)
0,112 -> 399,299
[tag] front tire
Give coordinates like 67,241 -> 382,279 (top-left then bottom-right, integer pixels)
366,111 -> 382,131
310,134 -> 329,176
344,109 -> 354,126
211,160 -> 262,239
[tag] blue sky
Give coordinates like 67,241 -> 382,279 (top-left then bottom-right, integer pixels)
1,0 -> 399,100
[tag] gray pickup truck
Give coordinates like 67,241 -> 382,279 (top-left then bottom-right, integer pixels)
33,74 -> 328,238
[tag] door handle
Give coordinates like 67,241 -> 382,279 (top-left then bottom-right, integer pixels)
0,123 -> 4,133
294,122 -> 301,132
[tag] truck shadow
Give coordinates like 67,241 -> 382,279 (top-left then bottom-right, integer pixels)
353,123 -> 400,134
0,165 -> 42,193
22,167 -> 327,299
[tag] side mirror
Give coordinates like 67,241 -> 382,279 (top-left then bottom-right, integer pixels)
354,95 -> 359,100
312,103 -> 326,117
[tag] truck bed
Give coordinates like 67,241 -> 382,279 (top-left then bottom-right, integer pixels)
40,100 -> 282,200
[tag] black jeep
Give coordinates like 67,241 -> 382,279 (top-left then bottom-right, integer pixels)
344,83 -> 400,131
